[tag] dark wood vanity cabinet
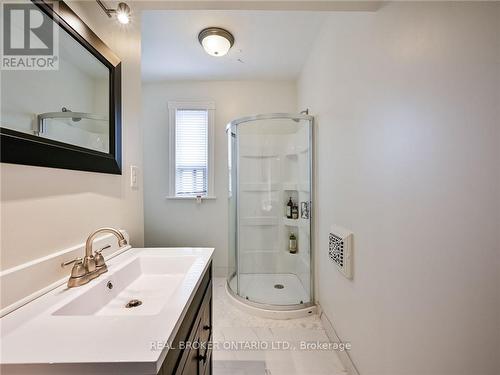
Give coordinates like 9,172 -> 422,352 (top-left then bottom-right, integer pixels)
158,263 -> 212,375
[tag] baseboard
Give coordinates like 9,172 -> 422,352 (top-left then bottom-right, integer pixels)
319,305 -> 360,375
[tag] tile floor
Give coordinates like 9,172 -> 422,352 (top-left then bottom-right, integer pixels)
212,277 -> 348,375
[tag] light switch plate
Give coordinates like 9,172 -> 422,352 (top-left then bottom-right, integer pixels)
130,165 -> 138,188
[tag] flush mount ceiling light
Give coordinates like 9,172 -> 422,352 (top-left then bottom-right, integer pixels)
96,1 -> 131,25
198,27 -> 234,57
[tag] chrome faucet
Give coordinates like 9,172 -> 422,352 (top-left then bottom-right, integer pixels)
63,227 -> 128,288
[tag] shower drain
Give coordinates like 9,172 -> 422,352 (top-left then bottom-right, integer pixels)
274,284 -> 284,289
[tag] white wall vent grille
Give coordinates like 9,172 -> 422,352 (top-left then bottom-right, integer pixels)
329,225 -> 353,279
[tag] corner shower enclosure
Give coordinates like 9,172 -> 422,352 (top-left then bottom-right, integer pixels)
226,113 -> 313,314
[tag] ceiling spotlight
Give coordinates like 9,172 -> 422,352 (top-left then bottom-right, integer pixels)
96,1 -> 131,25
198,27 -> 234,57
116,3 -> 131,24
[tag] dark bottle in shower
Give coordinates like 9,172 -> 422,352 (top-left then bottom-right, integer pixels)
289,232 -> 297,253
286,197 -> 293,219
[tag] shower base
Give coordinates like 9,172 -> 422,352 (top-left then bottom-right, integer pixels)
226,273 -> 316,319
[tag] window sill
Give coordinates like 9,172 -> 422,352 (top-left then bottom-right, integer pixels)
165,196 -> 217,200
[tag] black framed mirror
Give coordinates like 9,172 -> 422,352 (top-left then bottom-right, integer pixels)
0,0 -> 122,174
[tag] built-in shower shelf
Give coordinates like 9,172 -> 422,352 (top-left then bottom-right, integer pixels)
283,182 -> 310,192
240,182 -> 309,192
241,183 -> 280,192
284,146 -> 309,157
283,217 -> 309,228
241,216 -> 278,226
240,152 -> 279,158
282,182 -> 298,191
240,248 -> 279,254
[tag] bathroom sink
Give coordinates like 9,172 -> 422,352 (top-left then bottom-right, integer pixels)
53,254 -> 198,316
1,247 -> 214,374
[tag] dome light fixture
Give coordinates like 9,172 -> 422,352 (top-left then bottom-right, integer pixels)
198,27 -> 234,57
96,1 -> 131,25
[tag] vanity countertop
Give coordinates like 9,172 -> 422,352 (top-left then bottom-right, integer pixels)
0,247 -> 214,375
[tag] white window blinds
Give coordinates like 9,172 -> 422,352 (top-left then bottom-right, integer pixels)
175,109 -> 208,197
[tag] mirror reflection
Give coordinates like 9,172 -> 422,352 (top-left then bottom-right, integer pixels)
1,12 -> 110,153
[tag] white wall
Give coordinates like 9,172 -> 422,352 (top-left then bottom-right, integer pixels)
298,2 -> 500,374
142,80 -> 296,275
0,1 -> 144,309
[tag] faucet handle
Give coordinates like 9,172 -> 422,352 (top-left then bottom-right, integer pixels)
68,258 -> 87,280
95,251 -> 106,266
61,257 -> 86,278
61,257 -> 83,268
95,245 -> 111,255
94,248 -> 108,275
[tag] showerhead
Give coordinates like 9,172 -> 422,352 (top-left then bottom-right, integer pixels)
61,107 -> 81,122
292,109 -> 309,122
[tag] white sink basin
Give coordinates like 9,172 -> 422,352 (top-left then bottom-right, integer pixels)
53,255 -> 197,316
0,247 -> 214,375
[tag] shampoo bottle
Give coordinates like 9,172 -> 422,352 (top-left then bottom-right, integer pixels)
291,203 -> 299,219
289,233 -> 297,253
286,197 -> 293,219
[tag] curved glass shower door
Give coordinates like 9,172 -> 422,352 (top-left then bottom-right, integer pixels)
227,113 -> 313,310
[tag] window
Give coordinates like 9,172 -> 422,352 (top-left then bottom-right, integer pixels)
168,101 -> 215,198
